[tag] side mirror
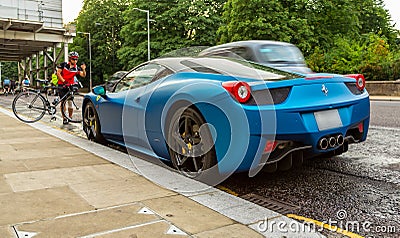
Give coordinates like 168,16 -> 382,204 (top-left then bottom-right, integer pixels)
92,85 -> 106,96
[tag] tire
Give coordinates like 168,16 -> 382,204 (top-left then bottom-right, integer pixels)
61,93 -> 84,123
12,91 -> 47,123
83,101 -> 106,144
166,106 -> 216,178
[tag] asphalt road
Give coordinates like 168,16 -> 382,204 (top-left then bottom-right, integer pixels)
370,101 -> 400,128
1,95 -> 398,237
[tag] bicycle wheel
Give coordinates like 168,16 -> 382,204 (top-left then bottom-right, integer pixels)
61,93 -> 84,123
12,91 -> 47,123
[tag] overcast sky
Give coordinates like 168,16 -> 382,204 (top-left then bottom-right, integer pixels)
382,0 -> 400,29
62,0 -> 400,30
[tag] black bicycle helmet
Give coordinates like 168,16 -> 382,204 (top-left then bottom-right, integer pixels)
69,51 -> 79,59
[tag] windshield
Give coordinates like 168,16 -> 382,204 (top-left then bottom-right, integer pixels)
258,44 -> 306,64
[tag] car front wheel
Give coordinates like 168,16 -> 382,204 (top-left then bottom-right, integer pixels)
167,107 -> 216,178
83,102 -> 106,144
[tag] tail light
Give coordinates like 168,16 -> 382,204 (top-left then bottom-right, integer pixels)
345,74 -> 366,91
222,81 -> 251,103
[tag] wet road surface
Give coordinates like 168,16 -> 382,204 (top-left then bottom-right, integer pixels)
220,101 -> 400,237
221,127 -> 400,237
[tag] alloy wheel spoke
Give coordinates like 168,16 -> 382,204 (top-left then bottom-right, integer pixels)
173,131 -> 187,149
176,154 -> 189,166
91,125 -> 97,137
184,117 -> 190,136
192,157 -> 199,171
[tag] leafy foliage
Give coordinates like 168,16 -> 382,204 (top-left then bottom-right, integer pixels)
0,62 -> 18,82
118,0 -> 224,69
307,34 -> 400,80
71,0 -> 400,82
72,0 -> 130,85
218,0 -> 316,53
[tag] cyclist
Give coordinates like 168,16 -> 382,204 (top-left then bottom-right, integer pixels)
3,78 -> 10,96
10,79 -> 16,95
56,51 -> 86,124
22,77 -> 30,93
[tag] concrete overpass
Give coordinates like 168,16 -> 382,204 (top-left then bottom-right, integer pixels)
0,0 -> 75,83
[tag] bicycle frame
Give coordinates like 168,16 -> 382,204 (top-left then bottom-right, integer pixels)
27,85 -> 79,116
13,78 -> 84,124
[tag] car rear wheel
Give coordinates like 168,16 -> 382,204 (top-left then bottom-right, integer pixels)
83,102 -> 106,144
167,107 -> 216,178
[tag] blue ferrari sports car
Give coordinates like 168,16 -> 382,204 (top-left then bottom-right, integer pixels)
83,57 -> 369,180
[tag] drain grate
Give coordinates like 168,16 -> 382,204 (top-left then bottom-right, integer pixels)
240,193 -> 300,214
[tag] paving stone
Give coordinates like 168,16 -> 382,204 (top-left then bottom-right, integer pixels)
0,176 -> 12,194
0,144 -> 16,153
131,157 -> 213,195
96,220 -> 188,238
11,139 -> 72,150
0,226 -> 14,238
22,154 -> 109,171
0,130 -> 49,141
194,223 -> 264,238
0,146 -> 85,160
0,159 -> 28,174
142,195 -> 234,234
0,186 -> 93,226
70,176 -> 176,208
5,164 -> 136,192
0,136 -> 59,145
16,204 -> 159,238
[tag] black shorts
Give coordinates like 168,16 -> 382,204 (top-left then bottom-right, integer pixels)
57,86 -> 69,100
3,85 -> 9,89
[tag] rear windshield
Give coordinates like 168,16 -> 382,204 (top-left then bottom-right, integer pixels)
258,44 -> 305,64
180,57 -> 300,81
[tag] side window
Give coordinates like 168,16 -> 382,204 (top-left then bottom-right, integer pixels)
204,49 -> 242,59
114,64 -> 165,93
231,47 -> 254,61
152,67 -> 173,82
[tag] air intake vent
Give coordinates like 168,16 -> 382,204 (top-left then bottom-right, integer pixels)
247,87 -> 291,105
345,82 -> 363,95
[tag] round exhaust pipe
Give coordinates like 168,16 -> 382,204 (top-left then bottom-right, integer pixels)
319,138 -> 329,150
329,137 -> 337,147
337,134 -> 344,146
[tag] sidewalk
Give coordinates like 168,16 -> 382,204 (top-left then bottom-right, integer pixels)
0,108 -> 324,238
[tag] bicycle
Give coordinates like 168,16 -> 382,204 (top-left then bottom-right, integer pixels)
12,79 -> 84,124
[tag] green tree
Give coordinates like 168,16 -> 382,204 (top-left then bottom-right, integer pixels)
307,33 -> 400,80
1,62 -> 18,82
356,0 -> 398,46
118,0 -> 224,68
303,0 -> 361,49
72,0 -> 129,85
218,0 -> 315,53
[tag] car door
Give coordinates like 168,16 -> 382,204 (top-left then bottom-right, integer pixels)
128,64 -> 172,149
99,63 -> 167,147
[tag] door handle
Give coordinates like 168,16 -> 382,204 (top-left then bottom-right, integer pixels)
135,97 -> 140,103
